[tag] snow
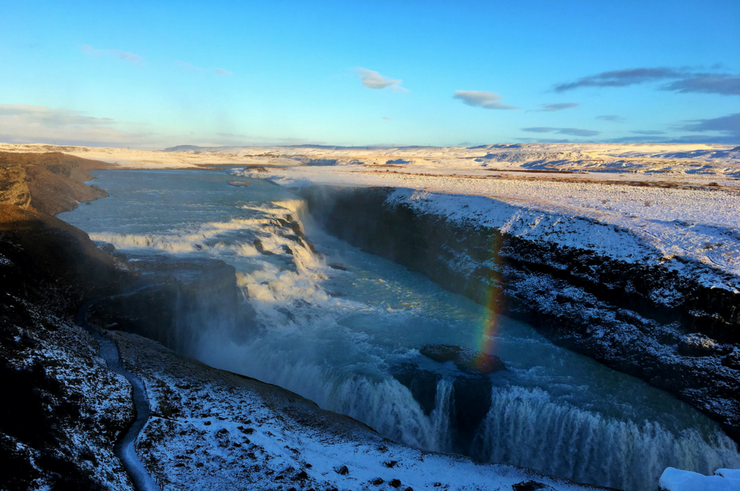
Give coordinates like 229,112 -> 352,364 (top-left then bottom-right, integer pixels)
215,145 -> 740,291
659,467 -> 740,491
5,141 -> 739,287
718,469 -> 740,480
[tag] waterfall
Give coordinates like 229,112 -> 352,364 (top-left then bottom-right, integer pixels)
471,386 -> 740,491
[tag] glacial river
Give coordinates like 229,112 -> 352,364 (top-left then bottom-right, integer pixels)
60,170 -> 740,491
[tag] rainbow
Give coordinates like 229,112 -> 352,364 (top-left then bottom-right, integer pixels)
475,232 -> 504,371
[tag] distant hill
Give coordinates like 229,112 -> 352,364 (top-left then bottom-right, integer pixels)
163,145 -> 206,152
162,144 -> 444,152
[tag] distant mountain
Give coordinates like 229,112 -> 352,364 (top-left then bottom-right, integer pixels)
163,145 -> 205,152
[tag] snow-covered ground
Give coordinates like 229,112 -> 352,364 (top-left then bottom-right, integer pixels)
659,467 -> 740,491
2,142 -> 739,176
235,145 -> 740,291
112,330 -> 612,491
4,142 -> 738,288
5,141 -> 739,487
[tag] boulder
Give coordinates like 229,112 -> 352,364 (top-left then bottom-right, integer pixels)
391,356 -> 495,453
419,344 -> 506,374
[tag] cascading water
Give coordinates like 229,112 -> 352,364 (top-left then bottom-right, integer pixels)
60,170 -> 740,491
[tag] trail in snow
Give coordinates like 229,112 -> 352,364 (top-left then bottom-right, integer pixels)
76,298 -> 160,491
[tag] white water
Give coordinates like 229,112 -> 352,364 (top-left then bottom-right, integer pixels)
60,170 -> 740,491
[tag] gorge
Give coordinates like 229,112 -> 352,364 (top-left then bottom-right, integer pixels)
58,168 -> 740,491
2,144 -> 739,491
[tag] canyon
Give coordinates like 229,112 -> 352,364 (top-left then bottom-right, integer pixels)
1,143 -> 739,491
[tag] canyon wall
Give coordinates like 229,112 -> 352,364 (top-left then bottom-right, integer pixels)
302,185 -> 740,441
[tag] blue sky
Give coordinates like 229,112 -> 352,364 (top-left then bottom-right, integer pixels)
1,0 -> 738,148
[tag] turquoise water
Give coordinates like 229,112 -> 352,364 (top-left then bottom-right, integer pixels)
60,170 -> 740,490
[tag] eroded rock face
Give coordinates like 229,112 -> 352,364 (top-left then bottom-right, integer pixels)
0,165 -> 31,208
391,359 -> 494,453
303,185 -> 740,442
391,345 -> 504,451
0,151 -> 111,215
419,344 -> 506,374
90,255 -> 256,355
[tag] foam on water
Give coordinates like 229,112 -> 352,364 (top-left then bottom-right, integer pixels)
60,170 -> 740,491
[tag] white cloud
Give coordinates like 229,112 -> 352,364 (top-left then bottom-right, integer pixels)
82,45 -> 142,65
356,68 -> 407,92
0,104 -> 150,146
453,90 -> 517,110
596,115 -> 626,123
214,68 -> 232,75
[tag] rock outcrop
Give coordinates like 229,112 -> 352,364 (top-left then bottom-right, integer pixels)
0,151 -> 112,215
89,255 -> 255,356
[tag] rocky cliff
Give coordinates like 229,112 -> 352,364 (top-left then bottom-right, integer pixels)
302,185 -> 740,442
89,255 -> 254,357
0,151 -> 112,215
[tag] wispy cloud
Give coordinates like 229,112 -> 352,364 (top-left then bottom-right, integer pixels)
175,61 -> 203,72
521,126 -> 600,137
82,45 -> 142,65
555,67 -> 684,91
0,104 -> 115,126
533,102 -> 579,112
554,67 -> 740,96
673,113 -> 740,142
632,130 -> 665,135
453,90 -> 517,110
0,104 -> 150,146
382,116 -> 392,120
356,68 -> 406,92
517,137 -> 572,143
596,115 -> 626,122
214,68 -> 232,75
663,75 -> 740,96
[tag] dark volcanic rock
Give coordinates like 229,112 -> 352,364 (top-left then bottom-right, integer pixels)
419,344 -> 505,374
392,364 -> 441,416
89,255 -> 256,355
0,198 -> 135,489
677,333 -> 723,356
391,360 -> 493,453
